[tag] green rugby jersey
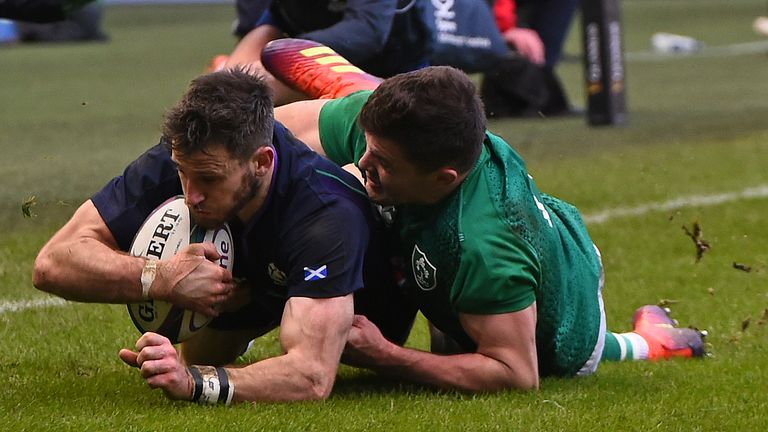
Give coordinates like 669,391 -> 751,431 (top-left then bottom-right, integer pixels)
319,91 -> 603,376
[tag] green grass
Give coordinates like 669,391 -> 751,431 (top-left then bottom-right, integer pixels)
2,1 -> 768,430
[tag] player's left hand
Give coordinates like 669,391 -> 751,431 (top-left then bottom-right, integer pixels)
119,332 -> 193,401
342,315 -> 391,367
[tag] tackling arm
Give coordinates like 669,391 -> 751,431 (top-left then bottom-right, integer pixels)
275,99 -> 330,156
345,304 -> 540,392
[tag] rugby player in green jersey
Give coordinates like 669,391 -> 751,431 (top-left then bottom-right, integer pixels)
266,39 -> 707,392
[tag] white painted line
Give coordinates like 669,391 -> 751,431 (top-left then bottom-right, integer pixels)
0,297 -> 69,315
627,40 -> 768,62
583,184 -> 768,225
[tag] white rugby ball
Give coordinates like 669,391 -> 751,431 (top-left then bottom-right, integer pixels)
127,196 -> 234,344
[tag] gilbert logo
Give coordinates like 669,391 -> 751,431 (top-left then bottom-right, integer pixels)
411,244 -> 437,291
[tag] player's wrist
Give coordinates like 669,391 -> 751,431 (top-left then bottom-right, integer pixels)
140,259 -> 157,300
188,365 -> 235,405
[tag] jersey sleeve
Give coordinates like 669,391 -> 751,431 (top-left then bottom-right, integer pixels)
282,198 -> 371,299
451,228 -> 539,315
90,142 -> 183,251
318,90 -> 372,166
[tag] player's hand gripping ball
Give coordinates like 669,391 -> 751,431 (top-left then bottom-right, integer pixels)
127,196 -> 234,343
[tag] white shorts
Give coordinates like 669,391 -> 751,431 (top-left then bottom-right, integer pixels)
576,245 -> 607,377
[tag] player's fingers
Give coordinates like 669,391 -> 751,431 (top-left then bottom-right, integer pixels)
118,349 -> 139,367
135,331 -> 172,351
351,314 -> 367,327
136,344 -> 173,366
140,358 -> 178,381
184,242 -> 209,258
219,267 -> 234,283
198,241 -> 222,261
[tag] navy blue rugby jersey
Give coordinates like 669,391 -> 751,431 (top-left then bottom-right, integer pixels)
92,123 -> 379,303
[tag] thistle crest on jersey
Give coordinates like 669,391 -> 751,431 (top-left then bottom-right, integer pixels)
412,244 -> 437,291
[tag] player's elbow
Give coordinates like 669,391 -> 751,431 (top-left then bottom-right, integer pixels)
488,360 -> 539,392
32,249 -> 57,294
32,246 -> 75,301
504,361 -> 540,391
512,373 -> 539,391
298,363 -> 337,400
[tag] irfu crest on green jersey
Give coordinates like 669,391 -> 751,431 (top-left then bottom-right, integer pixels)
412,244 -> 437,291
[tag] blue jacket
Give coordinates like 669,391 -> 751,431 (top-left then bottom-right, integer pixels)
247,0 -> 433,77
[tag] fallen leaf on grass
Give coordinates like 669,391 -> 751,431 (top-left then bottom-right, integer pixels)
732,262 -> 752,272
682,221 -> 710,263
21,195 -> 37,218
741,317 -> 751,332
658,299 -> 679,308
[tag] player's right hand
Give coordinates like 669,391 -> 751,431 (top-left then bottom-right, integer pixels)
119,332 -> 194,401
152,242 -> 237,317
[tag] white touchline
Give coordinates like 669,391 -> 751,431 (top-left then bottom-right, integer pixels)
0,297 -> 69,315
627,40 -> 768,62
583,184 -> 768,225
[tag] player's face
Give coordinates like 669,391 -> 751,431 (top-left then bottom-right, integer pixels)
172,146 -> 261,229
358,133 -> 436,205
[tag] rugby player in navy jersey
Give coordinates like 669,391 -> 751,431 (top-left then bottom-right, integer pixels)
33,68 -> 414,404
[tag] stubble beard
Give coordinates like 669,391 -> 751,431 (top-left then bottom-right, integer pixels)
195,169 -> 262,229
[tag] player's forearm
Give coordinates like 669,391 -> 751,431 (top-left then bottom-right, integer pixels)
367,342 -> 538,392
225,351 -> 339,402
226,24 -> 283,67
33,237 -> 144,303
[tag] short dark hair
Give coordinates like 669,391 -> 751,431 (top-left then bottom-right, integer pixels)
358,66 -> 485,174
163,68 -> 274,162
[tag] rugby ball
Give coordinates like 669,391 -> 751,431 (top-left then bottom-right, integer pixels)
127,196 -> 234,344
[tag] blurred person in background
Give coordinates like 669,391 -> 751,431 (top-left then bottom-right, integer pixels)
210,0 -> 433,105
0,0 -> 106,43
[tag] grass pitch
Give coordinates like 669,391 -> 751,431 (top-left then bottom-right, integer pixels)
1,1 -> 767,430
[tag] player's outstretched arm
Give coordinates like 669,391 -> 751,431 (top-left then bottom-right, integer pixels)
344,305 -> 540,392
33,200 -> 147,303
33,200 -> 236,316
275,99 -> 330,156
127,295 -> 355,404
227,295 -> 354,401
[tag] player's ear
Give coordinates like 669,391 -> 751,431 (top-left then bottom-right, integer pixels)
433,167 -> 459,187
251,146 -> 274,176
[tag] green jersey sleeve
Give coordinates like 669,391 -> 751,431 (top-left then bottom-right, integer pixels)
449,159 -> 540,315
451,222 -> 539,315
318,90 -> 373,166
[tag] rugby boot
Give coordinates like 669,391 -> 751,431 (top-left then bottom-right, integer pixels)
261,38 -> 382,99
633,305 -> 707,360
